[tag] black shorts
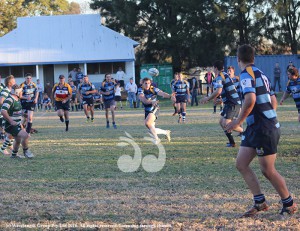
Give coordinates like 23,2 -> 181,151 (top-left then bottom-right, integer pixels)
55,100 -> 70,111
82,97 -> 94,106
115,96 -> 122,101
71,94 -> 77,102
104,100 -> 115,109
145,106 -> 160,120
241,126 -> 280,156
220,104 -> 241,120
176,95 -> 187,103
21,102 -> 36,111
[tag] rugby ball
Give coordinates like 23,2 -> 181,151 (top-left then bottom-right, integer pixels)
148,68 -> 159,77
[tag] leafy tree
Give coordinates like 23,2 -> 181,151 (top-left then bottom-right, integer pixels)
267,0 -> 300,54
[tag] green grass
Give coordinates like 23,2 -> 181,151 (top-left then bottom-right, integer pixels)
0,95 -> 299,230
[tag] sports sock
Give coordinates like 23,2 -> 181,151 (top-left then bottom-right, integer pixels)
254,194 -> 266,204
26,122 -> 32,134
182,112 -> 186,121
149,125 -> 159,140
224,131 -> 235,144
65,120 -> 69,131
155,128 -> 167,135
282,196 -> 293,207
1,137 -> 10,151
213,105 -> 216,112
71,105 -> 74,111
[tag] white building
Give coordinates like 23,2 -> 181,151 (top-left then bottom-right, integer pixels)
0,14 -> 138,87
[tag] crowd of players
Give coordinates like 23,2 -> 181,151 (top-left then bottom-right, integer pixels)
0,44 -> 299,217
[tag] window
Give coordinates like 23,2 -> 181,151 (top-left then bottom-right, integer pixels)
24,65 -> 36,76
87,63 -> 99,74
68,64 -> 79,72
100,62 -> 113,74
0,67 -> 9,77
11,66 -> 23,78
113,62 -> 125,73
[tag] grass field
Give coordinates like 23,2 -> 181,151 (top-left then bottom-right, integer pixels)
0,95 -> 299,230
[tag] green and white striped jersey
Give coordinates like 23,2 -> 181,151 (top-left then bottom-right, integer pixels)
1,94 -> 22,127
0,86 -> 11,119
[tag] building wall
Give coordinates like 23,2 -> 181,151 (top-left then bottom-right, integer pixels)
224,54 -> 300,91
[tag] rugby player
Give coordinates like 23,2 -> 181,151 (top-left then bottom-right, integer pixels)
138,77 -> 173,144
52,75 -> 72,131
226,44 -> 297,217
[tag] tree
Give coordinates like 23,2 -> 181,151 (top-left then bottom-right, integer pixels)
90,0 -> 224,69
268,0 -> 300,54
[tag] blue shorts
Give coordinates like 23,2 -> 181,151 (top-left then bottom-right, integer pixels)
241,126 -> 280,156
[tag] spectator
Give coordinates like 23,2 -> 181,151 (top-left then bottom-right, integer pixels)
44,81 -> 53,103
68,67 -> 77,82
36,79 -> 44,110
204,68 -> 214,96
76,68 -> 84,86
273,62 -> 282,92
286,61 -> 295,72
125,78 -> 137,108
114,82 -> 123,109
190,75 -> 199,106
116,67 -> 126,82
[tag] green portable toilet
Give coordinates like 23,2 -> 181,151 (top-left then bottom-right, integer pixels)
140,64 -> 173,94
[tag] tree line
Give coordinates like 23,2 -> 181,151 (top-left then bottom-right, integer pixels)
1,0 -> 299,70
90,0 -> 300,70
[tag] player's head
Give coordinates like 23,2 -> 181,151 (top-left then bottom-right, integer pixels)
44,93 -> 48,98
5,75 -> 15,88
25,73 -> 32,83
213,60 -> 224,71
227,66 -> 235,77
59,74 -> 65,83
237,44 -> 255,66
174,72 -> 180,80
69,80 -> 74,85
83,75 -> 89,83
142,77 -> 152,89
287,67 -> 299,80
105,73 -> 112,82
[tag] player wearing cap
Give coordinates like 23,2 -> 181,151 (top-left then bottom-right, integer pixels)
52,75 -> 72,131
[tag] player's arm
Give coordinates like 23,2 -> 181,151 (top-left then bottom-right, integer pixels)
1,101 -> 17,126
34,87 -> 39,104
226,92 -> 256,132
279,91 -> 290,105
157,91 -> 171,99
270,94 -> 278,110
201,87 -> 222,104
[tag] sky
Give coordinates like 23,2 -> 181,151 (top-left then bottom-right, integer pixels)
68,0 -> 97,14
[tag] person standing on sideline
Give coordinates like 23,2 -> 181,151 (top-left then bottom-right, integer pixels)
19,73 -> 39,134
75,68 -> 84,86
125,78 -> 137,108
204,68 -> 214,96
190,75 -> 199,106
78,75 -> 97,122
114,82 -> 123,109
44,81 -> 53,103
172,72 -> 190,123
280,67 -> 300,123
226,44 -> 297,217
36,79 -> 44,111
273,62 -> 282,92
1,76 -> 34,158
201,60 -> 242,147
116,67 -> 126,82
100,73 -> 117,129
138,77 -> 173,144
52,75 -> 72,131
68,67 -> 77,82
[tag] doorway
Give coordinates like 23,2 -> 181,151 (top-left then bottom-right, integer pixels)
43,65 -> 54,87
